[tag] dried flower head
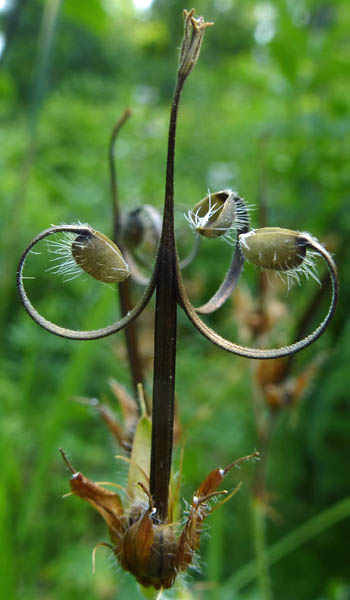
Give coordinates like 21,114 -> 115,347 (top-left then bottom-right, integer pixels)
178,9 -> 214,80
60,411 -> 258,591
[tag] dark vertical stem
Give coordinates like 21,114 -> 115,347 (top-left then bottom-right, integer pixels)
109,110 -> 146,402
150,78 -> 185,522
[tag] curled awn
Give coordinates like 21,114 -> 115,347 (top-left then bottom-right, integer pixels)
17,224 -> 156,340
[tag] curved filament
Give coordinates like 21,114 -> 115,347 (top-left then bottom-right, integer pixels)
17,225 -> 156,340
195,241 -> 245,314
123,247 -> 152,286
176,237 -> 338,359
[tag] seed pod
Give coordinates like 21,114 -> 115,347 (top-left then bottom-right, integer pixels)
72,228 -> 130,283
239,228 -> 307,271
121,205 -> 162,250
185,190 -> 249,244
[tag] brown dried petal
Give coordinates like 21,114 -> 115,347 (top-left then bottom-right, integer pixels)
119,507 -> 177,589
119,508 -> 154,575
70,472 -> 124,544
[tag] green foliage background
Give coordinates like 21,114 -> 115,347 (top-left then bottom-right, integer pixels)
0,0 -> 349,598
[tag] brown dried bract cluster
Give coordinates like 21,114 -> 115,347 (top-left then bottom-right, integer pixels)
61,449 -> 258,590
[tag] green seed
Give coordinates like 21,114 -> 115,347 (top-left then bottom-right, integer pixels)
239,228 -> 306,271
72,229 -> 130,283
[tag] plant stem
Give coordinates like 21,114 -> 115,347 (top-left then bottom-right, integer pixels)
252,498 -> 273,600
150,78 -> 185,522
118,277 -> 147,401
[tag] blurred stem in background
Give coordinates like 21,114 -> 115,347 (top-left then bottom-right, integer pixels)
29,0 -> 62,140
222,497 -> 350,596
249,152 -> 274,600
252,497 -> 272,600
109,108 -> 150,409
247,136 -> 344,600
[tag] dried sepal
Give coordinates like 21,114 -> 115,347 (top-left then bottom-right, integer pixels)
232,284 -> 287,339
96,402 -> 131,451
71,472 -> 125,545
60,449 -> 125,545
118,510 -> 178,589
176,452 -> 259,570
178,9 -> 214,80
74,380 -> 141,452
108,378 -> 141,445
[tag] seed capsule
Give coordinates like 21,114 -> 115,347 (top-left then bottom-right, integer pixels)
72,229 -> 130,283
121,205 -> 162,250
239,228 -> 306,271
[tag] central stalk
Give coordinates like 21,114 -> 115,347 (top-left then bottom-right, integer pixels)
149,10 -> 213,522
150,80 -> 184,522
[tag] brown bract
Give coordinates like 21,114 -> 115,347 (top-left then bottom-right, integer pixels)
62,450 -> 258,590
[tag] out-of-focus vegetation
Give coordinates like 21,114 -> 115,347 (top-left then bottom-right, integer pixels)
1,0 -> 349,598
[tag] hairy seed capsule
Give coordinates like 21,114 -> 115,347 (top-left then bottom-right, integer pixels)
239,228 -> 306,271
191,190 -> 236,238
186,189 -> 248,244
121,205 -> 162,250
71,229 -> 130,283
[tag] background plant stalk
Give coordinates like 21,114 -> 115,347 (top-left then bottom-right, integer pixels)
109,110 -> 147,403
